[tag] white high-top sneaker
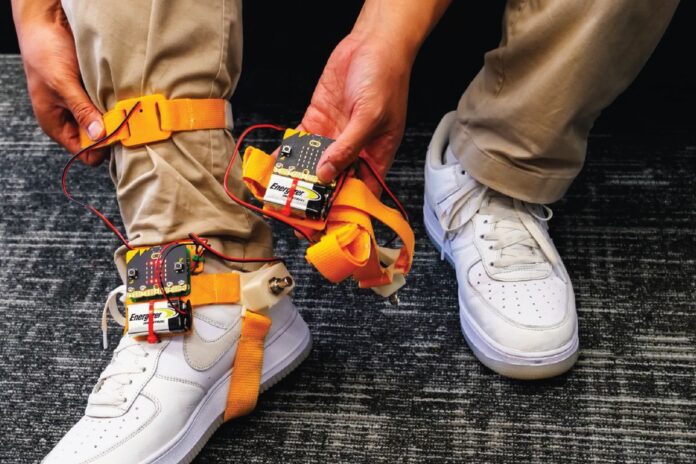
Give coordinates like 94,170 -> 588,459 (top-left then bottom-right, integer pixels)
423,112 -> 579,379
43,268 -> 311,463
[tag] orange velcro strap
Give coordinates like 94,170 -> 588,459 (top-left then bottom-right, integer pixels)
242,146 -> 275,200
79,94 -> 232,149
223,311 -> 271,420
331,178 -> 414,274
305,223 -> 372,282
188,273 -> 240,306
305,177 -> 415,287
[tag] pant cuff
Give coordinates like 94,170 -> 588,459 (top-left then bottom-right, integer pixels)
451,128 -> 576,204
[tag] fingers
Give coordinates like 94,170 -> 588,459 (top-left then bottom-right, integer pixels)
55,79 -> 110,165
79,148 -> 110,166
56,79 -> 104,144
48,116 -> 108,165
316,108 -> 379,184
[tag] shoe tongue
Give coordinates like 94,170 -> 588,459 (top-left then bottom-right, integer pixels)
481,192 -> 551,280
485,191 -> 513,209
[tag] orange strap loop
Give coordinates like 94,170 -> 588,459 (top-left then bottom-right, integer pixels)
305,222 -> 371,282
79,94 -> 233,149
224,311 -> 272,420
242,146 -> 275,199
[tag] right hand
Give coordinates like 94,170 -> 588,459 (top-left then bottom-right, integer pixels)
300,31 -> 412,196
12,2 -> 107,165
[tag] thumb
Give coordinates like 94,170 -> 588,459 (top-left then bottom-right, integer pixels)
316,110 -> 377,184
59,81 -> 104,142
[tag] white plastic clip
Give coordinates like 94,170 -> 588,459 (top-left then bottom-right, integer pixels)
240,262 -> 295,312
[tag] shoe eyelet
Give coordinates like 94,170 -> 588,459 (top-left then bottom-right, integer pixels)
489,246 -> 493,250
141,367 -> 146,373
483,220 -> 488,224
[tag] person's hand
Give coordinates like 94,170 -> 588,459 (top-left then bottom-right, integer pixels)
300,31 -> 414,194
12,1 -> 107,165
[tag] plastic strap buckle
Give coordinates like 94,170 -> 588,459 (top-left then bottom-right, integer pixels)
113,94 -> 172,147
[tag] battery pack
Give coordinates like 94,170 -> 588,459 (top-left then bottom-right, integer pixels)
126,299 -> 192,337
263,174 -> 335,219
262,129 -> 336,220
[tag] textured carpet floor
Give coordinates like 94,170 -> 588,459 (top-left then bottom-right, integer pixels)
1,54 -> 695,463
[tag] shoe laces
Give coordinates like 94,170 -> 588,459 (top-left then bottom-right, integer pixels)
90,286 -> 150,408
438,176 -> 558,269
101,285 -> 126,349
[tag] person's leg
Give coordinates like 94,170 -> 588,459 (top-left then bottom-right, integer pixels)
44,2 -> 311,462
61,0 -> 272,275
451,0 -> 679,204
424,0 -> 678,379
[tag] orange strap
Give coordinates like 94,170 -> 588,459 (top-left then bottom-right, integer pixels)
80,94 -> 232,149
304,222 -> 371,282
307,178 -> 415,286
224,311 -> 272,420
242,146 -> 275,199
188,272 -> 269,421
188,273 -> 241,306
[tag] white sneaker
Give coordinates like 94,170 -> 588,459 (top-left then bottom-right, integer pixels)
423,112 -> 579,379
43,279 -> 311,463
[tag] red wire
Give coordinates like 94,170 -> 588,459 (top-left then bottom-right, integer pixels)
62,102 -> 142,250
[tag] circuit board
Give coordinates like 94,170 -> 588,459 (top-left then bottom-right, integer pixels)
275,129 -> 336,186
263,129 -> 337,220
125,245 -> 192,301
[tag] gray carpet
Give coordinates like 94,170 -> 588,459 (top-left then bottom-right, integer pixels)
1,54 -> 695,463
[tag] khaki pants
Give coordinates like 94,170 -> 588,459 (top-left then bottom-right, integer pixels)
451,0 -> 679,203
61,0 -> 270,277
61,0 -> 678,273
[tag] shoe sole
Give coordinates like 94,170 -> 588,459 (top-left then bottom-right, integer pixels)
148,304 -> 313,464
423,202 -> 579,380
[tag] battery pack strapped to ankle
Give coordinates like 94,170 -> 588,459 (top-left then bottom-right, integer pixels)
106,242 -> 295,420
